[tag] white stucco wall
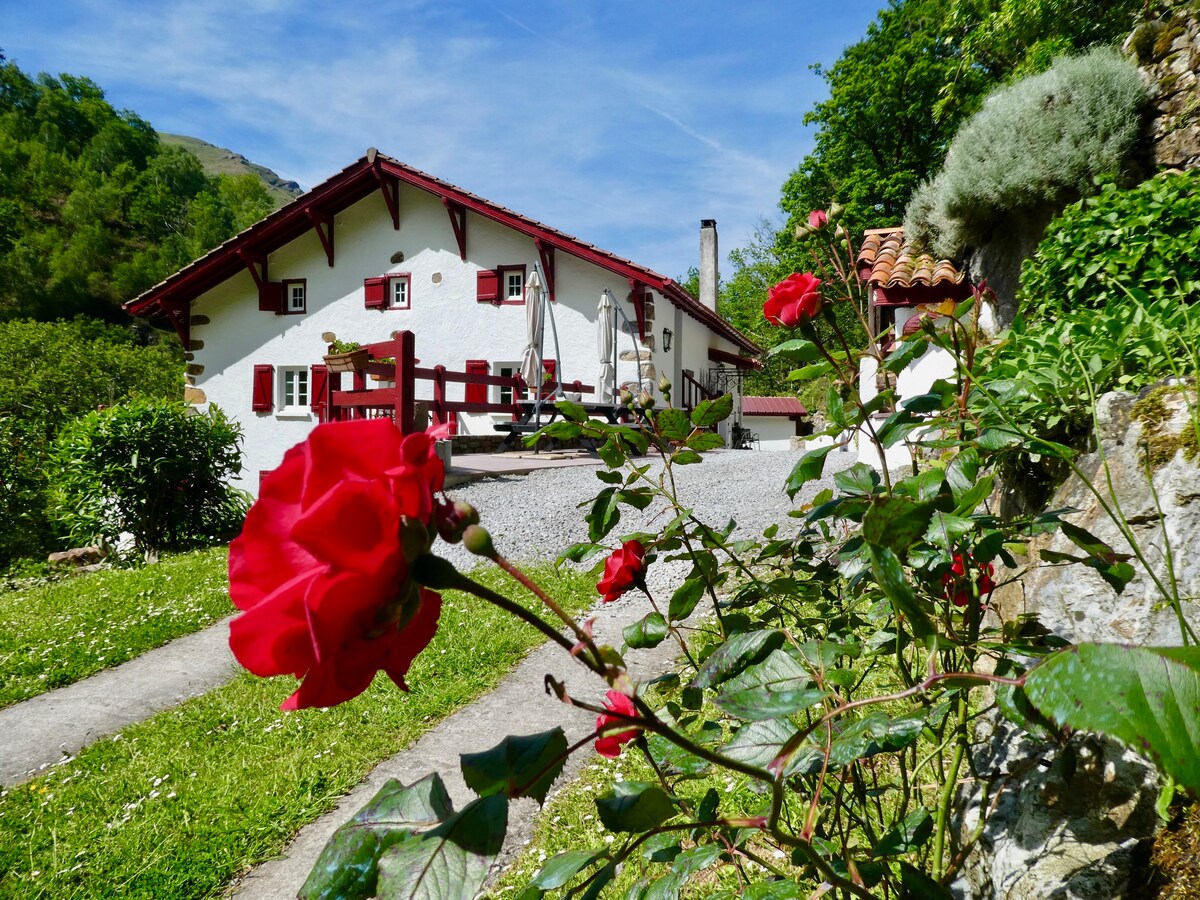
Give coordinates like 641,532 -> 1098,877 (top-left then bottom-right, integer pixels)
185,185 -> 742,491
741,416 -> 799,451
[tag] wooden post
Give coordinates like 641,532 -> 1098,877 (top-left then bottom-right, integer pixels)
352,368 -> 366,420
395,330 -> 416,434
432,364 -> 447,429
328,371 -> 342,422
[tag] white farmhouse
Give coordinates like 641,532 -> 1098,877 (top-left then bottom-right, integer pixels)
127,150 -> 760,491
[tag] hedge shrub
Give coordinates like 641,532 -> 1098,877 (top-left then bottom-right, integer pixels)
50,400 -> 249,558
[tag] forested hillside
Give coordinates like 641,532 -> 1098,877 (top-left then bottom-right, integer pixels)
0,53 -> 278,323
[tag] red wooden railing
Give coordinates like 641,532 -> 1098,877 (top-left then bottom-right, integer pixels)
321,331 -> 594,434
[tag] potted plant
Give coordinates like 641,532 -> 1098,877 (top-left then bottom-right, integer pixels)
323,340 -> 370,373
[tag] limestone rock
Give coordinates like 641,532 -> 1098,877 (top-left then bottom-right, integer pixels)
955,719 -> 1159,900
991,386 -> 1200,646
48,546 -> 105,567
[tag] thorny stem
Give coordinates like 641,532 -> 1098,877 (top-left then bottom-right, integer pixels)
932,694 -> 969,879
493,552 -> 608,659
642,584 -> 697,667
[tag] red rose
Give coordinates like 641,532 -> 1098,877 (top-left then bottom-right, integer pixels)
764,273 -> 823,327
595,690 -> 639,758
808,209 -> 828,229
942,553 -> 996,608
597,539 -> 647,603
228,419 -> 445,710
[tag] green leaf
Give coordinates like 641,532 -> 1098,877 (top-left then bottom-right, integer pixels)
554,400 -> 589,423
531,849 -> 607,890
460,728 -> 568,804
869,546 -> 934,640
538,421 -> 583,441
691,393 -> 734,427
557,542 -> 604,564
300,775 -> 452,900
690,629 -> 785,690
786,361 -> 835,382
898,861 -> 953,898
586,488 -> 620,541
881,336 -> 928,373
686,432 -> 725,451
617,488 -> 655,511
722,718 -> 796,769
923,512 -> 976,551
375,794 -> 507,900
767,338 -> 822,362
645,734 -> 711,776
656,408 -> 691,442
671,448 -> 703,465
952,475 -> 994,515
713,649 -> 827,721
785,445 -> 833,498
668,578 -> 705,621
1024,644 -> 1200,792
624,612 -> 669,649
834,463 -> 881,496
595,782 -> 677,832
873,807 -> 933,857
594,469 -> 623,484
976,427 -> 1024,451
597,439 -> 625,468
862,496 -> 936,557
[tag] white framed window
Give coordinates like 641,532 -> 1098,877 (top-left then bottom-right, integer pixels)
493,362 -> 528,405
387,273 -> 411,310
278,366 -> 310,414
282,279 -> 306,314
497,264 -> 526,305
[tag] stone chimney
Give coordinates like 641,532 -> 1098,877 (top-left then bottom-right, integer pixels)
699,219 -> 718,311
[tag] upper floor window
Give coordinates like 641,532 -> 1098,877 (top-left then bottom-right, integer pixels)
283,279 -> 306,314
388,274 -> 411,310
498,265 -> 527,305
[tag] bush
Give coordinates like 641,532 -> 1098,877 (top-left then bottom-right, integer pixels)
1020,170 -> 1200,320
0,417 -> 54,563
905,47 -> 1147,257
50,400 -> 249,558
0,317 -> 183,437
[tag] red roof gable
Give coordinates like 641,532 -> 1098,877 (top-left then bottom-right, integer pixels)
125,149 -> 759,355
742,396 -> 808,417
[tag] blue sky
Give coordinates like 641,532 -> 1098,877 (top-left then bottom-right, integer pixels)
5,1 -> 886,281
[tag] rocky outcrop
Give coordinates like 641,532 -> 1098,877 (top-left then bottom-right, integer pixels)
992,385 -> 1200,646
1126,7 -> 1200,171
957,385 -> 1199,899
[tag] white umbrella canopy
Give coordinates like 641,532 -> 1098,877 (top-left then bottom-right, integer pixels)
520,269 -> 545,390
597,291 -> 616,402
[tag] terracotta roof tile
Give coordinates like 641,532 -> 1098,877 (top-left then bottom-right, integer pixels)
741,396 -> 808,417
856,228 -> 966,289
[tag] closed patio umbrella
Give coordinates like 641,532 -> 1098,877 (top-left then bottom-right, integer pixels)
520,269 -> 545,390
597,290 -> 615,402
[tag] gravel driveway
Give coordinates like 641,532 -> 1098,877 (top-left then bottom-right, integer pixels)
440,446 -> 860,597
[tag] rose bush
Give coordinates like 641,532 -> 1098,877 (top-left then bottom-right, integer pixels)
228,419 -> 445,710
596,538 -> 647,602
763,272 -> 822,326
942,552 -> 996,608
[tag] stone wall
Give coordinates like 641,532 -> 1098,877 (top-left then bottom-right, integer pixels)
1126,5 -> 1200,171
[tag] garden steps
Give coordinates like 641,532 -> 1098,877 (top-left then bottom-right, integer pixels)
0,615 -> 239,786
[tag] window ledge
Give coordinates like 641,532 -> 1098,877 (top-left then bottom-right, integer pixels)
275,410 -> 313,421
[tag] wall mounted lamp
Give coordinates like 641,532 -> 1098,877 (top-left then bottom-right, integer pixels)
662,327 -> 673,351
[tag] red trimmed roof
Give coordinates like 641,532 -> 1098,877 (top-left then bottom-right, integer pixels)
708,347 -> 762,370
742,396 -> 808,417
125,149 -> 759,355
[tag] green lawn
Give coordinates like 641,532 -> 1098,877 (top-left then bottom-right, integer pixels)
0,548 -> 232,708
0,563 -> 597,900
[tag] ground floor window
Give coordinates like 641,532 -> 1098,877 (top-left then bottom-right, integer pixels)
279,366 -> 309,411
493,362 -> 527,405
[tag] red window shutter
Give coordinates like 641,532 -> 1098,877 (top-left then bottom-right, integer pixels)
542,359 -> 557,395
310,364 -> 329,415
364,276 -> 386,309
465,359 -> 488,403
476,270 -> 499,303
252,364 -> 274,411
259,281 -> 284,313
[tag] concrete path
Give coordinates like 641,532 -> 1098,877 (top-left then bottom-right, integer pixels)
230,590 -> 688,899
0,452 -> 600,788
0,617 -> 239,786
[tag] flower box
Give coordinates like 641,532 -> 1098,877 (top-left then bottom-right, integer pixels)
323,349 -> 370,373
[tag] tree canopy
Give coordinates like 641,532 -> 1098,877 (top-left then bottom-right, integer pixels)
0,55 -> 276,322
